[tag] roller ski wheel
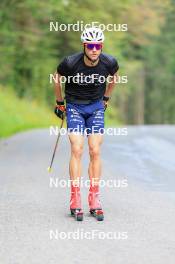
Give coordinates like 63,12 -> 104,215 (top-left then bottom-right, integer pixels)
70,209 -> 83,221
90,209 -> 104,221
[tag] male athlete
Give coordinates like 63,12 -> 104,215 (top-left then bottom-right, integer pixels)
54,27 -> 119,221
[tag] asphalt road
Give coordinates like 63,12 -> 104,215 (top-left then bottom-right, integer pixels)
0,126 -> 175,264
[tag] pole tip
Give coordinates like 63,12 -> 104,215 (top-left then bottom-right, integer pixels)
47,167 -> 51,173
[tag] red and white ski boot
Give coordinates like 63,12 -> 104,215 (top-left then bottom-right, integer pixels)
70,185 -> 83,221
88,185 -> 104,221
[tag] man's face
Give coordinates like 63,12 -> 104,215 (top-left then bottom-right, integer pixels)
84,43 -> 102,61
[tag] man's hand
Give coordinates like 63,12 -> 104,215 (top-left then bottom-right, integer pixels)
54,100 -> 66,120
103,96 -> 110,111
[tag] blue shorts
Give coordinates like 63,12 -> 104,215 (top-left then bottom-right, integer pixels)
66,100 -> 105,135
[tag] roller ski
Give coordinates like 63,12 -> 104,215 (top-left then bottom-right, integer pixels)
70,185 -> 83,221
88,185 -> 104,221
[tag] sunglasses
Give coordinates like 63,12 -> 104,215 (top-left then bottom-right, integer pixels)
85,43 -> 103,50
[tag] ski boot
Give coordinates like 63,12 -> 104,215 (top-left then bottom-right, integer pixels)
88,185 -> 104,221
70,185 -> 83,221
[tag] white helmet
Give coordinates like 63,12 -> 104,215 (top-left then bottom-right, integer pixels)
81,27 -> 105,43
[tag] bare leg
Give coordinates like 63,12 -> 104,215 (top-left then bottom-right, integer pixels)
88,134 -> 103,186
69,133 -> 84,186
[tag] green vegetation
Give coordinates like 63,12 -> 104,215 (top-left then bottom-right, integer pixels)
0,86 -> 58,138
0,0 -> 175,137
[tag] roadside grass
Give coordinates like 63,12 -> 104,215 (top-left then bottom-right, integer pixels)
0,86 -> 58,138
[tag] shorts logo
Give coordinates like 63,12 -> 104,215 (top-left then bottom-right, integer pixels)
66,103 -> 104,134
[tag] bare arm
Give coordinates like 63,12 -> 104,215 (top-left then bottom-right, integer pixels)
54,72 -> 64,101
104,73 -> 118,98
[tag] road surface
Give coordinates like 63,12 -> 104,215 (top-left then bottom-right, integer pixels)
0,126 -> 175,264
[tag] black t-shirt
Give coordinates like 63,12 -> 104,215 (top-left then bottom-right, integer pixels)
57,52 -> 119,103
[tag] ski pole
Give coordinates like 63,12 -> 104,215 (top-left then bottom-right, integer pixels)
47,115 -> 65,172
